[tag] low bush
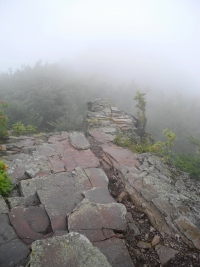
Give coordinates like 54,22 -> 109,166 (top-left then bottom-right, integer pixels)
12,122 -> 37,135
172,154 -> 200,180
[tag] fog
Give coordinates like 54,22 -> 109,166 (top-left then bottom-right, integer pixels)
0,0 -> 199,94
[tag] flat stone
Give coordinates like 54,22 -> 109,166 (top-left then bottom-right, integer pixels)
7,197 -> 26,208
0,195 -> 9,214
89,129 -> 112,143
174,217 -> 200,250
155,244 -> 178,265
73,149 -> 100,168
69,132 -> 90,150
83,187 -> 116,204
68,199 -> 127,232
25,194 -> 40,207
0,239 -> 30,267
103,145 -> 140,168
9,206 -> 50,244
84,168 -> 109,188
72,229 -> 106,242
34,172 -> 91,231
0,214 -> 10,224
48,132 -> 69,143
95,238 -> 134,267
49,155 -> 65,173
62,148 -> 100,170
0,223 -> 17,245
8,138 -> 35,149
20,179 -> 37,197
22,146 -> 36,154
30,233 -> 111,267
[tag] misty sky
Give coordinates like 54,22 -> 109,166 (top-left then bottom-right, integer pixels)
0,0 -> 200,93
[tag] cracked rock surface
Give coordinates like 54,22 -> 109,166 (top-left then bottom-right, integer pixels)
1,99 -> 200,266
0,130 -> 133,267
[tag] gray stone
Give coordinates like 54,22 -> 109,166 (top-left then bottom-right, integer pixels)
7,197 -> 26,208
83,187 -> 116,204
84,167 -> 109,188
69,131 -> 90,150
0,214 -> 10,224
25,172 -> 91,231
0,195 -> 9,214
128,222 -> 140,236
0,223 -> 17,244
155,244 -> 178,265
30,233 -> 111,267
68,199 -> 127,232
0,239 -> 30,267
95,238 -> 134,267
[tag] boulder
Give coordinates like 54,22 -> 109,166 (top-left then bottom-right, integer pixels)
30,233 -> 112,267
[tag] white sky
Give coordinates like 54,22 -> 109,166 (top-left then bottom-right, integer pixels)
0,0 -> 199,92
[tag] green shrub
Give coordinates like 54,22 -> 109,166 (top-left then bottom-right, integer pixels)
173,154 -> 200,180
114,128 -> 176,159
150,128 -> 176,160
0,161 -> 13,196
12,122 -> 37,135
0,101 -> 9,138
26,124 -> 37,134
12,122 -> 26,135
114,133 -> 152,154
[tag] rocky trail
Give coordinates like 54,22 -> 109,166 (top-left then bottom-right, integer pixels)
0,99 -> 200,266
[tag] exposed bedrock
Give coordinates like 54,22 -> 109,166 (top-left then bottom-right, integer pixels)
86,98 -> 200,251
0,98 -> 200,267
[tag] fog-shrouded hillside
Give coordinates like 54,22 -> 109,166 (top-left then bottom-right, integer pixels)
1,62 -> 199,153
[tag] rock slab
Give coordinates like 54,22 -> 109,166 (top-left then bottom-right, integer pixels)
30,233 -> 112,267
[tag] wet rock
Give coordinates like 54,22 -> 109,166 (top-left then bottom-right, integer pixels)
69,131 -> 90,150
155,244 -> 178,265
30,233 -> 111,267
